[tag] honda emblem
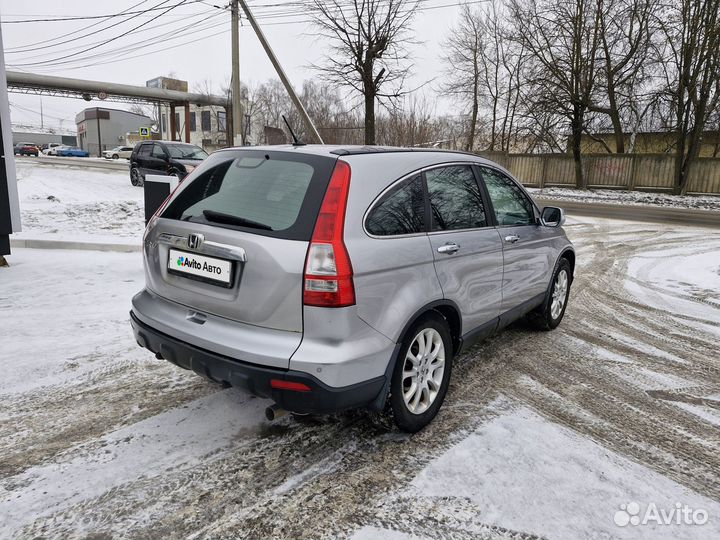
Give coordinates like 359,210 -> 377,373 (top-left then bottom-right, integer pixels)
188,233 -> 204,250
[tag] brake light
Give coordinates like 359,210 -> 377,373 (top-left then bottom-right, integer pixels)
303,160 -> 355,307
270,379 -> 311,392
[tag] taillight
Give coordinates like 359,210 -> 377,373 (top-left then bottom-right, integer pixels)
303,160 -> 355,307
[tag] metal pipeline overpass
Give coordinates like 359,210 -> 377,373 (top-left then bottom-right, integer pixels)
5,71 -> 231,144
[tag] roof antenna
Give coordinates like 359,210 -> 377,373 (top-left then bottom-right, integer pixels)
282,115 -> 305,146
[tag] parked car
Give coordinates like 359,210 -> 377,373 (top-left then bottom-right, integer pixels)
129,141 -> 208,186
130,146 -> 575,432
56,146 -> 90,157
14,142 -> 39,156
43,144 -> 69,156
103,146 -> 134,160
41,143 -> 63,155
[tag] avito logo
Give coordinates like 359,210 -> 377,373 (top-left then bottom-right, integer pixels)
177,256 -> 202,270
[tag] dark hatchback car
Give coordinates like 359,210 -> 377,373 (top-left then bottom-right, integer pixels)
130,141 -> 208,186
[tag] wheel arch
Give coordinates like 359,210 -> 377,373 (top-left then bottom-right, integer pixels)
396,300 -> 462,357
559,247 -> 576,282
369,299 -> 462,412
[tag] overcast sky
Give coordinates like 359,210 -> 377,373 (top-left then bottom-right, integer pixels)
0,0 -> 470,132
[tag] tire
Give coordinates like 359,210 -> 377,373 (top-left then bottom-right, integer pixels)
529,258 -> 572,331
112,154 -> 119,159
389,312 -> 453,433
130,167 -> 142,187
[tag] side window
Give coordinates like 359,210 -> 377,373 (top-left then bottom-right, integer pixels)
480,167 -> 535,226
137,144 -> 151,157
366,175 -> 425,236
426,165 -> 487,231
151,144 -> 166,158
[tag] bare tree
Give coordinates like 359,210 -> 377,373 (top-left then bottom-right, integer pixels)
310,0 -> 419,145
440,3 -> 483,151
587,0 -> 656,153
658,0 -> 720,193
510,0 -> 603,188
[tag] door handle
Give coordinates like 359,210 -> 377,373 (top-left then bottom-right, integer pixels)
504,234 -> 520,244
437,242 -> 460,254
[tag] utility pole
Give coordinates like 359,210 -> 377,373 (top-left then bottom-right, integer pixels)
238,0 -> 323,144
40,97 -> 44,130
231,0 -> 243,147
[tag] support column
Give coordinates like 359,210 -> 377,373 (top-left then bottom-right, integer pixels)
184,102 -> 191,143
169,103 -> 177,141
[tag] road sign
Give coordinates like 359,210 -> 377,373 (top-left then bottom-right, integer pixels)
139,126 -> 150,138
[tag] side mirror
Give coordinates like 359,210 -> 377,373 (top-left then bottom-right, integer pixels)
541,206 -> 565,227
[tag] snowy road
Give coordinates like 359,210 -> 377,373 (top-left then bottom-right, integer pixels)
2,216 -> 719,539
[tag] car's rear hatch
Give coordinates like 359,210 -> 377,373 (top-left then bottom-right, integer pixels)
143,148 -> 338,335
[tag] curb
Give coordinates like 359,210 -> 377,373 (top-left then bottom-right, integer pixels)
10,237 -> 141,252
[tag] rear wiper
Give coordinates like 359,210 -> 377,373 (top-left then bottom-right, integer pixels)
202,209 -> 273,231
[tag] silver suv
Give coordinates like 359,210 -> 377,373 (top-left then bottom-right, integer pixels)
131,146 -> 574,432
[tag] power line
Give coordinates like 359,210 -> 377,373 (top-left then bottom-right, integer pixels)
4,0 -> 152,53
9,10 -> 222,63
14,0 -> 193,67
0,1 -> 207,23
6,0 -> 477,72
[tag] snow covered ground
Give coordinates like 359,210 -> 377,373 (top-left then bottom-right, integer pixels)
527,186 -> 720,211
2,162 -> 720,539
14,160 -> 144,240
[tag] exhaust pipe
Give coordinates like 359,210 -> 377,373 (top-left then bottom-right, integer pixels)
265,404 -> 288,421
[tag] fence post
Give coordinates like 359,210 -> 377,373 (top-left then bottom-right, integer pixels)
540,155 -> 548,189
628,154 -> 638,191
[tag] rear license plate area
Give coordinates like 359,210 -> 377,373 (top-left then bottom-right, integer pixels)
167,248 -> 234,288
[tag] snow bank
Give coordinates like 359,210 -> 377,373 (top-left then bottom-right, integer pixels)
528,187 -> 720,211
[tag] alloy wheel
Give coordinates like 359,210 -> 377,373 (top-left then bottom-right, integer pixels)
402,328 -> 445,415
551,269 -> 569,320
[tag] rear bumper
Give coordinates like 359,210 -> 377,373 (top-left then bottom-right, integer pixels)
130,311 -> 387,414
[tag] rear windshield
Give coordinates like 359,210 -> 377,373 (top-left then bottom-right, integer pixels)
161,149 -> 337,241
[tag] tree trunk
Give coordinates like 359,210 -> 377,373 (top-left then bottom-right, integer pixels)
673,124 -> 687,195
571,103 -> 586,189
467,88 -> 478,152
609,106 -> 625,153
364,90 -> 375,145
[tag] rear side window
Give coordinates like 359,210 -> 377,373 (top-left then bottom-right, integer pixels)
426,165 -> 487,231
137,144 -> 151,157
161,150 -> 337,241
366,175 -> 425,236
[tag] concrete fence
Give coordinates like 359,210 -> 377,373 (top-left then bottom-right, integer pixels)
477,152 -> 720,194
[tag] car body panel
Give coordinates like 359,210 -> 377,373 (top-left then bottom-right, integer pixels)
428,228 -> 504,333
131,289 -> 300,369
143,218 -> 309,333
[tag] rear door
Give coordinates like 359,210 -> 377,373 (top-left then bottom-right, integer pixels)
148,143 -> 170,175
144,149 -> 337,333
135,143 -> 152,175
477,166 -> 554,313
425,164 -> 503,333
